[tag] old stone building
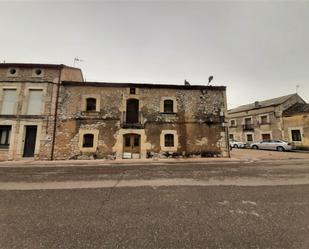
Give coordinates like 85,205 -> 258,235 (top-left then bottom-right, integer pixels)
53,82 -> 229,160
282,103 -> 309,150
227,94 -> 306,143
0,63 -> 228,161
0,63 -> 83,161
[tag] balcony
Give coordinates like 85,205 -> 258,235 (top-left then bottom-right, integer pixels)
242,124 -> 254,131
121,111 -> 144,129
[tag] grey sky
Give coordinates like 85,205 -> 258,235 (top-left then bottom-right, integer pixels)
0,1 -> 308,108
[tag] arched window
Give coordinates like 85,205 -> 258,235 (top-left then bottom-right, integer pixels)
83,134 -> 94,147
164,134 -> 174,147
164,100 -> 174,113
86,98 -> 97,111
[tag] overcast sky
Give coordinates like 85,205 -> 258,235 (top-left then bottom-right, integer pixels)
0,0 -> 308,108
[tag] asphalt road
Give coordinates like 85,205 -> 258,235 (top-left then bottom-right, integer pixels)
1,159 -> 309,249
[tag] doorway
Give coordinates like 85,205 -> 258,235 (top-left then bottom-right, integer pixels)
123,134 -> 141,159
126,99 -> 139,123
23,126 -> 37,157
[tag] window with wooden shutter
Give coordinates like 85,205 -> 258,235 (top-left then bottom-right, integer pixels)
27,89 -> 43,115
1,89 -> 17,114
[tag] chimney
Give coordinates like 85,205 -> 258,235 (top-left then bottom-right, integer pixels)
254,101 -> 260,108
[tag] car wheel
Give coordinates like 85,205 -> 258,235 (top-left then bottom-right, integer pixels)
233,144 -> 238,148
252,145 -> 258,150
277,146 -> 285,152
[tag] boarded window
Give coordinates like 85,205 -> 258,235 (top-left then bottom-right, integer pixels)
27,89 -> 43,115
86,98 -> 97,111
83,134 -> 94,147
164,100 -> 174,113
291,130 -> 301,141
0,126 -> 11,149
164,134 -> 174,147
1,89 -> 17,114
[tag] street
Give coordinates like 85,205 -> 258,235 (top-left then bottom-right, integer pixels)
1,155 -> 309,249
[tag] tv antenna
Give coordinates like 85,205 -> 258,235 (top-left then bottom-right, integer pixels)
73,57 -> 84,67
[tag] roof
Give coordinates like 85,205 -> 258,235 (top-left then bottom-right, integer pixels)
62,81 -> 226,91
282,103 -> 309,117
228,94 -> 300,114
0,63 -> 79,70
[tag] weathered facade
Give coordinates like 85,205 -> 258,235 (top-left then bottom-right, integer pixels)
53,82 -> 229,160
0,63 -> 228,161
0,63 -> 83,161
227,94 -> 306,143
282,103 -> 309,150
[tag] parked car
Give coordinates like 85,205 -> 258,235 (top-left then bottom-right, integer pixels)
250,140 -> 294,151
229,139 -> 247,148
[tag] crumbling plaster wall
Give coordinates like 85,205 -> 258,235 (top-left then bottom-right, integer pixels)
55,85 -> 228,159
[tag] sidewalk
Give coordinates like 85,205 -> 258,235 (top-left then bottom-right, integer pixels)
1,149 -> 309,167
0,156 -> 246,167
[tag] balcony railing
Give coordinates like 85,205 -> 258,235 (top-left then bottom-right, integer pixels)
121,111 -> 144,129
242,124 -> 254,131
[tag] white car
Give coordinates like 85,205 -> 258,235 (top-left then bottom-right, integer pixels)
229,139 -> 247,148
250,140 -> 293,151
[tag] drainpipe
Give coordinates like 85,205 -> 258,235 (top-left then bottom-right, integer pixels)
50,66 -> 63,160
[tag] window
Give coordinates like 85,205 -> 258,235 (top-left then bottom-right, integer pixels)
246,134 -> 253,142
164,134 -> 174,147
262,133 -> 271,141
1,89 -> 17,114
86,98 -> 97,111
83,134 -> 94,147
130,88 -> 136,94
33,68 -> 43,77
27,89 -> 43,115
244,117 -> 252,125
230,119 -> 236,127
164,100 -> 174,113
260,115 -> 268,124
291,130 -> 302,142
134,136 -> 139,146
229,134 -> 234,139
125,136 -> 131,147
0,126 -> 11,149
8,68 -> 17,76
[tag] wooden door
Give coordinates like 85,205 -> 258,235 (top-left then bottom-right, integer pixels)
23,126 -> 37,157
123,134 -> 140,158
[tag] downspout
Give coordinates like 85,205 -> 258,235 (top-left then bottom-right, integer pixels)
50,66 -> 63,160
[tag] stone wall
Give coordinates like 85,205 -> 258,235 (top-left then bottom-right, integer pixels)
54,84 -> 228,159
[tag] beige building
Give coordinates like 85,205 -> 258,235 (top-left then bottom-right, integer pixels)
0,63 -> 83,161
227,94 -> 306,143
282,103 -> 309,150
0,63 -> 229,161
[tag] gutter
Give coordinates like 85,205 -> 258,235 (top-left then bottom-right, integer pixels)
50,66 -> 63,160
